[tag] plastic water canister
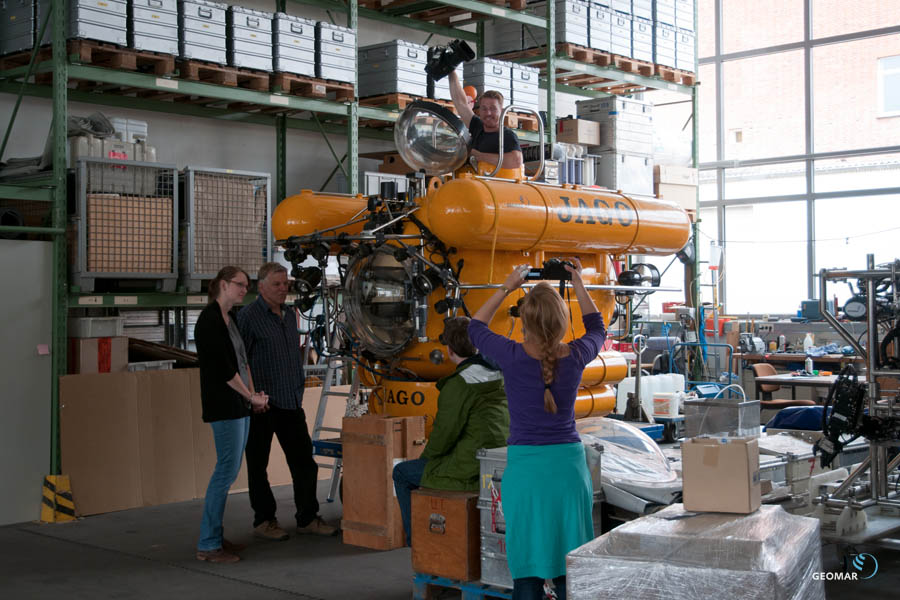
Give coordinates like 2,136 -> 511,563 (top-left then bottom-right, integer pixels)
803,333 -> 814,353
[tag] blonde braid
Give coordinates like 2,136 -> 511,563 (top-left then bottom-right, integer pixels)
541,347 -> 559,414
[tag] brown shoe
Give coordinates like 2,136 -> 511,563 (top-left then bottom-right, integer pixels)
222,538 -> 247,553
196,548 -> 240,563
296,516 -> 338,537
254,519 -> 289,541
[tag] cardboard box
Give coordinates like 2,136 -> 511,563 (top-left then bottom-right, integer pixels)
654,164 -> 699,186
411,489 -> 480,581
556,119 -> 600,145
67,336 -> 128,374
341,414 -> 426,550
655,182 -> 697,210
682,436 -> 761,514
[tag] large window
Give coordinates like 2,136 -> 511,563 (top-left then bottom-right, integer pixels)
699,1 -> 900,314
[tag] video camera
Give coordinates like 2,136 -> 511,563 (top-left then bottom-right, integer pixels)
425,39 -> 475,81
525,258 -> 574,282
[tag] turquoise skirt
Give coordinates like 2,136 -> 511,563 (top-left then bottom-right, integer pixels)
503,443 -> 593,580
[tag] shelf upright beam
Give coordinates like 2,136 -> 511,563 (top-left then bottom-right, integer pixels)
546,0 -> 555,146
347,0 -> 358,195
50,0 -> 68,476
276,0 -> 287,206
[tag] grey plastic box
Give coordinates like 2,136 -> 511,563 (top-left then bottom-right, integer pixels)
654,0 -> 676,25
610,11 -> 631,56
631,16 -> 652,62
178,0 -> 227,64
577,95 -> 652,125
511,63 -> 539,111
358,40 -> 427,96
530,0 -> 589,48
592,150 -> 653,195
684,399 -> 761,438
610,0 -> 630,15
464,57 -> 512,98
676,27 -> 696,72
0,0 -> 35,55
654,22 -> 677,68
227,6 -> 272,71
273,12 -> 314,76
632,0 -> 651,19
484,18 -> 523,55
316,21 -> 355,83
129,0 -> 178,55
675,0 -> 695,31
588,3 -> 613,52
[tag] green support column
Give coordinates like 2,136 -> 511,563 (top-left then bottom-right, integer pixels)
546,1 -> 555,146
50,0 -> 68,475
690,85 -> 700,312
347,0 -> 358,194
276,114 -> 287,205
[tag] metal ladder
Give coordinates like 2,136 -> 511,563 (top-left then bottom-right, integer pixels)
310,354 -> 360,502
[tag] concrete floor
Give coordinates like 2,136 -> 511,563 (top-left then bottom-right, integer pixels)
2,480 -> 899,599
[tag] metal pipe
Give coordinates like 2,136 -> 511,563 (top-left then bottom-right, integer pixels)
0,225 -> 65,235
819,267 -> 867,358
827,456 -> 870,499
865,255 -> 880,416
367,206 -> 420,234
458,283 -> 681,292
885,450 -> 900,474
823,497 -> 877,509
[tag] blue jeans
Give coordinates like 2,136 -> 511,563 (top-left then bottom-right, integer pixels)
198,416 -> 250,551
392,458 -> 428,546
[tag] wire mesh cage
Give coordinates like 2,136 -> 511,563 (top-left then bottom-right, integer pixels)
180,167 -> 271,291
69,158 -> 178,291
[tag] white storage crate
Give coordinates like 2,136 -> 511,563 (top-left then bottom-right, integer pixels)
588,2 -> 613,52
631,16 -> 652,62
484,18 -> 523,55
529,0 -> 589,48
273,13 -> 315,76
676,27 -> 695,72
464,57 -> 512,100
70,0 -> 128,46
109,117 -> 149,144
127,360 -> 176,371
610,10 -> 631,57
68,317 -> 125,338
592,150 -> 653,195
510,63 -> 539,112
358,40 -> 428,97
632,0 -> 651,19
654,0 -> 676,26
675,0 -> 695,31
610,0 -> 630,15
178,0 -> 228,64
129,0 -> 178,55
227,6 -> 273,71
654,22 -> 677,69
316,21 -> 355,83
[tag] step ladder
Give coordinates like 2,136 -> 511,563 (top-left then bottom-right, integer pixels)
310,354 -> 361,502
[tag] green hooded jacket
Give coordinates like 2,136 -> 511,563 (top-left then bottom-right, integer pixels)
420,356 -> 510,491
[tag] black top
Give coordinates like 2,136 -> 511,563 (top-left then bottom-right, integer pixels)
469,115 -> 521,155
195,301 -> 252,423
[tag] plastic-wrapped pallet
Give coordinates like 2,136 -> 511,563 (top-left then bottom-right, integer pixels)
463,57 -> 511,103
588,2 -> 613,53
273,13 -> 315,77
130,0 -> 178,55
358,40 -> 427,98
528,0 -> 589,48
567,504 -> 824,600
316,21 -> 355,83
227,6 -> 273,71
178,0 -> 228,65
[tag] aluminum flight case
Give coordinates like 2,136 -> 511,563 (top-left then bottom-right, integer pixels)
0,0 -> 35,55
358,40 -> 427,97
227,6 -> 272,71
129,0 -> 178,55
588,2 -> 613,52
178,0 -> 227,64
272,12 -> 314,76
315,21 -> 355,83
511,63 -> 539,112
70,0 -> 128,46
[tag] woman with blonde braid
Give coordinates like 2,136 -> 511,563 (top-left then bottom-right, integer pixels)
469,258 -> 605,600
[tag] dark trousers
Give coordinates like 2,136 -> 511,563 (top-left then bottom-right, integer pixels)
246,406 -> 319,528
512,576 -> 566,600
392,458 -> 428,546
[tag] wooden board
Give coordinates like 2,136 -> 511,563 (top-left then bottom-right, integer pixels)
411,489 -> 480,582
177,59 -> 269,90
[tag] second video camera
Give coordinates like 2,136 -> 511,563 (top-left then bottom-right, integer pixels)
525,258 -> 574,281
425,39 -> 475,81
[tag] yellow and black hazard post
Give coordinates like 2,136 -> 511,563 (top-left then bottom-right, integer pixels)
41,475 -> 76,523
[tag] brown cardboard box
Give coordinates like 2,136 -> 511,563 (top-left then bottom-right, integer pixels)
411,489 -> 480,581
341,414 -> 426,550
682,436 -> 761,514
655,182 -> 697,210
68,336 -> 128,374
556,119 -> 600,145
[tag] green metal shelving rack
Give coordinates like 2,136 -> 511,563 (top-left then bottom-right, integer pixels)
0,0 -> 699,477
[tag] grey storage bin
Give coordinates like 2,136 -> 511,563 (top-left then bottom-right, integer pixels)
179,166 -> 271,291
676,27 -> 695,72
511,63 -> 539,112
587,119 -> 653,154
654,22 -> 677,68
484,17 -> 523,55
529,0 -> 589,48
70,158 -> 179,292
358,39 -> 427,97
227,6 -> 272,71
577,95 -> 652,125
0,0 -> 36,55
68,316 -> 125,337
631,16 -> 652,62
315,21 -> 355,83
273,12 -> 314,76
684,399 -> 761,438
675,0 -> 694,31
610,0 -> 630,15
129,0 -> 178,55
632,0 -> 651,20
178,0 -> 227,64
592,150 -> 653,195
654,0 -> 676,26
70,0 -> 128,46
610,10 -> 630,57
588,2 -> 613,52
464,57 -> 512,99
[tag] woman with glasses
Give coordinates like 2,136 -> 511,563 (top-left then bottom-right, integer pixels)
194,266 -> 269,563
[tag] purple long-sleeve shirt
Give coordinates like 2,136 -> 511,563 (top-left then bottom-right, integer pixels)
468,312 -> 607,445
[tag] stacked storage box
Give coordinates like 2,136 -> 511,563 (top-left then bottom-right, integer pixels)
70,0 -> 128,46
483,17 -> 523,55
227,6 -> 272,71
654,0 -> 676,26
654,21 -> 677,68
676,0 -> 694,31
631,14 -> 652,62
588,1 -> 613,53
675,0 -> 696,72
609,8 -> 631,57
464,57 -> 511,102
0,0 -> 37,55
609,0 -> 630,16
428,61 -> 463,102
272,13 -> 315,77
316,21 -> 355,84
358,40 -> 427,98
510,63 -> 539,112
633,0 -> 652,19
129,0 -> 178,55
578,95 -> 654,194
178,0 -> 228,64
179,167 -> 270,291
527,0 -> 589,48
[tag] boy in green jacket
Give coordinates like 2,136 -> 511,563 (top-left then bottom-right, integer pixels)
392,316 -> 510,546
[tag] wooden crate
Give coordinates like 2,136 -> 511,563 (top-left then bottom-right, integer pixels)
341,414 -> 426,550
411,489 -> 480,582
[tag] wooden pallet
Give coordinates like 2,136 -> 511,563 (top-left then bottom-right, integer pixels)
505,111 -> 539,132
177,60 -> 269,90
412,573 -> 511,600
654,64 -> 697,86
271,72 -> 355,100
0,40 -> 175,76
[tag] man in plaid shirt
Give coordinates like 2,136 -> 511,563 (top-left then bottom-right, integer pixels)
238,262 -> 336,540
